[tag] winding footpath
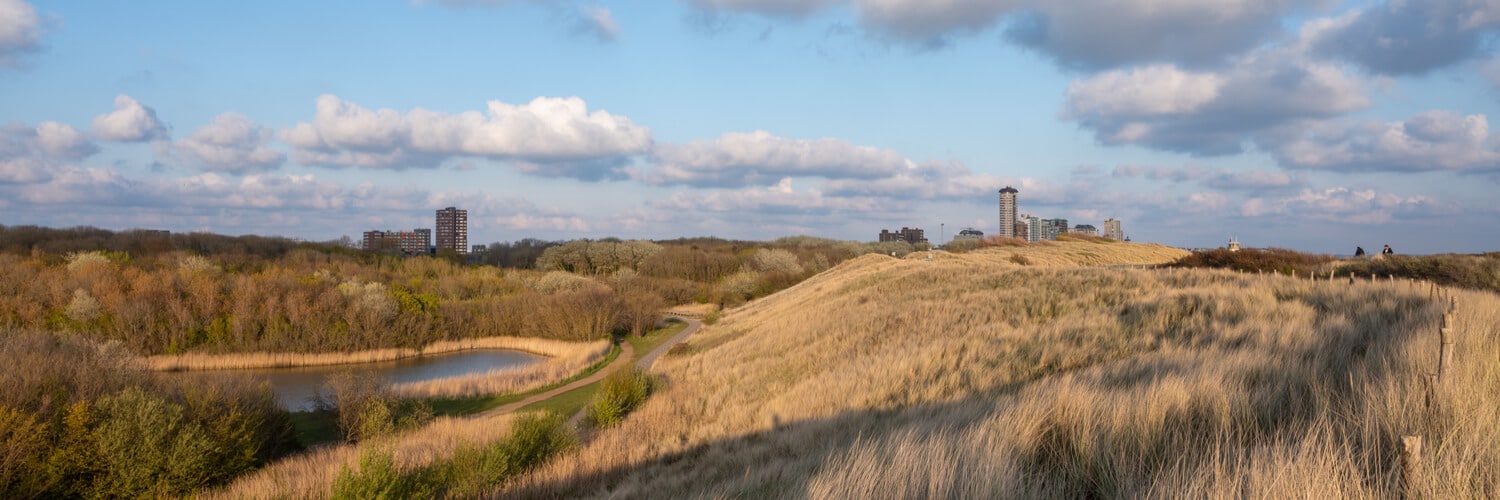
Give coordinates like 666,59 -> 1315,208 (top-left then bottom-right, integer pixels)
476,318 -> 701,420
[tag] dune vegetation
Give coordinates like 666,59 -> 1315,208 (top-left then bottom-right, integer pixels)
501,240 -> 1499,498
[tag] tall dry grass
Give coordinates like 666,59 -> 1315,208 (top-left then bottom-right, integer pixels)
204,411 -> 520,499
143,336 -> 605,371
502,241 -> 1498,498
391,340 -> 611,399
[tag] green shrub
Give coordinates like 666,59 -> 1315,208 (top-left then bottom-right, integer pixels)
331,446 -> 437,500
587,368 -> 653,428
320,372 -> 433,443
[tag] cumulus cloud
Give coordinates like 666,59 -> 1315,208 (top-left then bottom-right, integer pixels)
1063,51 -> 1368,155
1304,0 -> 1500,76
1111,164 -> 1301,190
1270,111 -> 1500,173
0,0 -> 43,68
1240,187 -> 1445,224
647,130 -> 912,187
1005,0 -> 1314,69
0,121 -> 97,183
282,94 -> 651,178
171,113 -> 286,174
651,177 -> 884,215
855,0 -> 1022,43
91,95 -> 170,142
821,159 -> 1004,201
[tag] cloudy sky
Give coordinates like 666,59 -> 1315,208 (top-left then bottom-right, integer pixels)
2,0 -> 1498,253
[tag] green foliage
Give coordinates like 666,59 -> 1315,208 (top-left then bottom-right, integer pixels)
1168,247 -> 1336,275
321,372 -> 434,443
330,412 -> 576,498
331,446 -> 438,500
1336,253 -> 1500,293
587,368 -> 653,428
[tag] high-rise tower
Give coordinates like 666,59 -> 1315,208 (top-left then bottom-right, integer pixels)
999,186 -> 1018,239
435,206 -> 468,255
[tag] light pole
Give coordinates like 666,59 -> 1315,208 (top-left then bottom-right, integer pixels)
940,223 -> 945,249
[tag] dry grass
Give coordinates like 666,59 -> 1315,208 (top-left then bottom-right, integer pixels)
204,411 -> 521,499
502,240 -> 1499,498
142,336 -> 605,372
391,340 -> 611,399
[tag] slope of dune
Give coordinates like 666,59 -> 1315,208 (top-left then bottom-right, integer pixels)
508,240 -> 1500,498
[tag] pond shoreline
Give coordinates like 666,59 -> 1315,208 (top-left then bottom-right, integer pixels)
141,336 -> 606,372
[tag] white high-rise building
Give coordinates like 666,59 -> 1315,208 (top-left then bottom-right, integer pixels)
999,186 -> 1018,238
1023,215 -> 1041,243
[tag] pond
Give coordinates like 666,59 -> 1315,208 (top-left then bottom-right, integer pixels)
187,349 -> 544,411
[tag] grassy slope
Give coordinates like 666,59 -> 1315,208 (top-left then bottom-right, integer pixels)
508,240 -> 1500,498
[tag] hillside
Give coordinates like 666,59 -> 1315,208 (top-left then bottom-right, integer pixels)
508,240 -> 1500,497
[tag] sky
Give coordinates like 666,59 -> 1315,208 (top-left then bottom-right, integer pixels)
1,0 -> 1498,254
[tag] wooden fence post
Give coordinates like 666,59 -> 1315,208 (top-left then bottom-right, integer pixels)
1401,435 -> 1422,496
1437,314 -> 1455,385
1424,373 -> 1438,409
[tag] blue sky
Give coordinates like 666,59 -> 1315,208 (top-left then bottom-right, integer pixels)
2,0 -> 1498,254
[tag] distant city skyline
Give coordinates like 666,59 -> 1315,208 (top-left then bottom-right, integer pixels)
2,1 -> 1498,254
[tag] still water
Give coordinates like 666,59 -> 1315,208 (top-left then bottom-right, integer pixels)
197,350 -> 543,411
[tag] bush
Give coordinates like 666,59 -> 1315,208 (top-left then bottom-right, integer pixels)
320,373 -> 433,443
331,446 -> 437,500
334,412 -> 577,498
0,332 -> 296,499
1168,248 -> 1335,275
587,368 -> 653,428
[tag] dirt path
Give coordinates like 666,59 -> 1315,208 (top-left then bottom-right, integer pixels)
478,318 -> 702,420
634,318 -> 701,370
477,342 -> 635,418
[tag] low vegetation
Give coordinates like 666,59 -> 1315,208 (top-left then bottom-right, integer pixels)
1168,247 -> 1337,274
499,241 -> 1499,497
0,227 -> 912,359
1334,253 -> 1500,293
586,368 -> 654,428
0,332 -> 297,499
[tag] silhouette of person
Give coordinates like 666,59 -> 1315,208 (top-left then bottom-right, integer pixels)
1382,244 -> 1393,255
1355,246 -> 1366,257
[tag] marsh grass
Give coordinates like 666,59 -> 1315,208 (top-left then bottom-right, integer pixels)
143,336 -> 604,371
502,241 -> 1500,498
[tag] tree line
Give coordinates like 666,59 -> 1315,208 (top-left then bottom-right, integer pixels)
0,227 -> 912,356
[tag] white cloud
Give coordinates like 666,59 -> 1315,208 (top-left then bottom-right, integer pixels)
172,113 -> 286,174
651,177 -> 885,215
91,95 -> 169,142
1304,0 -> 1500,76
282,94 -> 651,177
1005,0 -> 1317,69
647,130 -> 912,187
0,121 -> 97,184
855,0 -> 1022,42
1111,164 -> 1301,190
1271,111 -> 1500,173
821,159 -> 1006,201
0,0 -> 43,68
1063,50 -> 1368,155
1240,187 -> 1443,224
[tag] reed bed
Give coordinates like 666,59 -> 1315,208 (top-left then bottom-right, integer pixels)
142,336 -> 605,372
503,242 -> 1498,498
391,340 -> 611,398
204,411 -> 520,499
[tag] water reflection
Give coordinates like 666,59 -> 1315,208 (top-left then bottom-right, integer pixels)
189,350 -> 543,411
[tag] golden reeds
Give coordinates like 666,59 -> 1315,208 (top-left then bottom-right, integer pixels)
142,336 -> 604,372
501,241 -> 1499,497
